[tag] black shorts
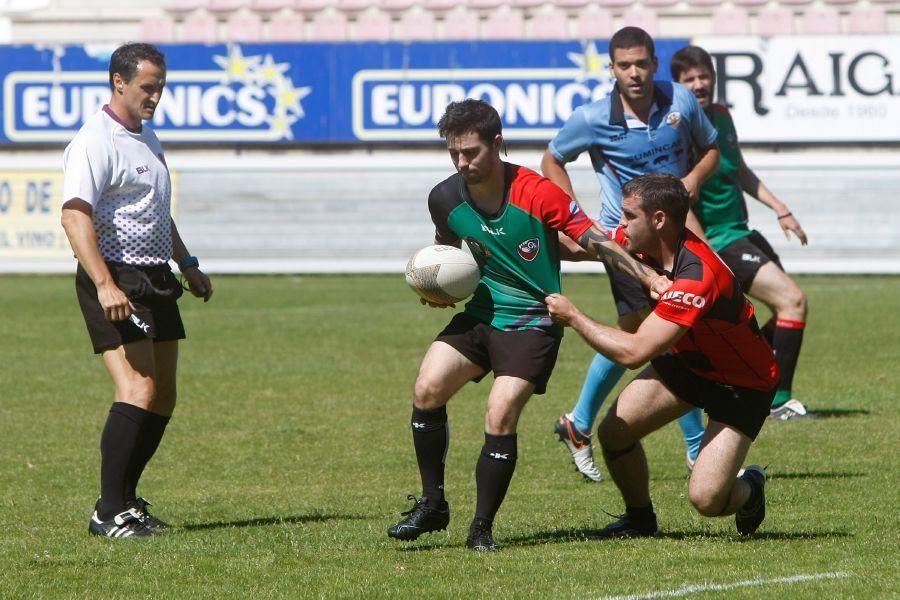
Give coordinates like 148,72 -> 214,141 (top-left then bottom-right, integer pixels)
435,313 -> 561,395
650,353 -> 774,440
717,230 -> 784,291
76,261 -> 186,354
608,268 -> 653,318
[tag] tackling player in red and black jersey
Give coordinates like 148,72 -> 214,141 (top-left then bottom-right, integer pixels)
387,99 -> 669,552
547,173 -> 776,538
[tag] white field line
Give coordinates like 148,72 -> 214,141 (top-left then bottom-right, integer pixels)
597,571 -> 851,600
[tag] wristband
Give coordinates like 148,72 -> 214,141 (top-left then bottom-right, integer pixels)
179,255 -> 199,271
776,212 -> 793,220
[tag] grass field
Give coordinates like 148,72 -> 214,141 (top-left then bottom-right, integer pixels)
1,274 -> 897,598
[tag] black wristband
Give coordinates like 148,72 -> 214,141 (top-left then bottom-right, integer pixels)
776,212 -> 793,220
179,256 -> 199,270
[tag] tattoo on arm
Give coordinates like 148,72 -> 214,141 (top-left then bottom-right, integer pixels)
577,228 -> 655,287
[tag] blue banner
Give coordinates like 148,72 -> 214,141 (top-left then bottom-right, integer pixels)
0,40 -> 689,144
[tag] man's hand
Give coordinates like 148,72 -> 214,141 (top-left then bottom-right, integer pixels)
545,293 -> 580,326
420,297 -> 455,309
649,273 -> 672,301
97,281 -> 134,321
183,267 -> 213,301
681,174 -> 701,202
778,213 -> 808,245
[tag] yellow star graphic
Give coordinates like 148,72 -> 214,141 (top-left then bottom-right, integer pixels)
212,45 -> 262,84
274,79 -> 312,118
256,54 -> 290,87
567,42 -> 609,83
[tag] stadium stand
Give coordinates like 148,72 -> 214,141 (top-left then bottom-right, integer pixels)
0,0 -> 895,48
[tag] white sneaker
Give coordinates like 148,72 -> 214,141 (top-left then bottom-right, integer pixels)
686,450 -> 696,472
554,414 -> 603,482
769,399 -> 810,420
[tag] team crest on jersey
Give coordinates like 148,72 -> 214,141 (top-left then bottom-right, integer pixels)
665,112 -> 682,128
569,200 -> 580,215
518,238 -> 540,261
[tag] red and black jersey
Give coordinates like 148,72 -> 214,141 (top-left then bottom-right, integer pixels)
653,231 -> 778,391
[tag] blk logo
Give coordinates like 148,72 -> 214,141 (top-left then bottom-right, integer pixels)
136,165 -> 150,174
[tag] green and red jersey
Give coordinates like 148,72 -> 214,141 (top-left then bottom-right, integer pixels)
694,104 -> 753,252
428,163 -> 592,336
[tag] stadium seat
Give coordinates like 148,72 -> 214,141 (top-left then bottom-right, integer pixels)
482,5 -> 525,38
394,7 -> 437,39
799,7 -> 841,33
207,0 -> 246,13
381,0 -> 417,13
554,0 -> 588,8
642,0 -> 679,7
732,0 -> 767,7
265,12 -> 307,39
224,11 -> 263,40
466,0 -> 505,10
571,6 -> 613,38
711,7 -> 749,34
619,8 -> 658,35
294,0 -> 336,15
164,0 -> 209,15
778,0 -> 812,6
512,0 -> 545,9
179,11 -> 219,42
424,0 -> 463,13
687,0 -> 723,7
308,8 -> 348,39
846,6 -> 887,32
822,0 -> 857,5
757,7 -> 794,34
597,0 -> 634,8
250,0 -> 292,13
354,7 -> 391,40
337,0 -> 370,13
440,6 -> 480,39
529,5 -> 569,38
140,17 -> 178,43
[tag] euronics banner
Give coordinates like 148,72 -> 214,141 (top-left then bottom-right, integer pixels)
0,37 -> 897,144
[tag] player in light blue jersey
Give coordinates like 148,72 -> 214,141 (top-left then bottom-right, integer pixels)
542,27 -> 719,481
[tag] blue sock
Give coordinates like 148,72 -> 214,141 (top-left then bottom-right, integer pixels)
678,408 -> 704,462
571,353 -> 627,432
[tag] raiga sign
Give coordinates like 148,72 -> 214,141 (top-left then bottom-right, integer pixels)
0,40 -> 687,144
694,36 -> 900,142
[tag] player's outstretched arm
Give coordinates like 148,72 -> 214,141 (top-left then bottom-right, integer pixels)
546,294 -> 685,368
575,226 -> 670,298
540,149 -> 577,200
738,159 -> 808,245
171,219 -> 213,301
681,144 -> 720,202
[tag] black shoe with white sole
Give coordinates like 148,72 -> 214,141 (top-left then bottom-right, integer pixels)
89,507 -> 153,538
128,497 -> 170,531
387,495 -> 450,541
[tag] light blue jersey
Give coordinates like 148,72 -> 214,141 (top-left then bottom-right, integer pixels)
549,81 -> 717,230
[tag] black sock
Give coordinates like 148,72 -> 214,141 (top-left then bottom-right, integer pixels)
772,318 -> 805,401
411,405 -> 448,503
125,412 -> 171,502
626,502 -> 655,520
761,317 -> 776,345
474,433 -> 518,526
98,403 -> 149,520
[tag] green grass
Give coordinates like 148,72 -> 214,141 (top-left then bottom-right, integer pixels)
0,274 -> 897,598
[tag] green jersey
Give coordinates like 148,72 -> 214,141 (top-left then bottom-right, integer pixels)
694,104 -> 753,251
429,163 -> 592,336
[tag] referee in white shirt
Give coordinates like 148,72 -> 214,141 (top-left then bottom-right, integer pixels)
61,43 -> 212,538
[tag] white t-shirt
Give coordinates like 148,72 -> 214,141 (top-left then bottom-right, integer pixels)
63,106 -> 172,265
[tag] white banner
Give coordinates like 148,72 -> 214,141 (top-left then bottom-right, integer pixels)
693,36 -> 900,142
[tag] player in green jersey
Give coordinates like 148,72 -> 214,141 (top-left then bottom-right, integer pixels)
387,99 -> 668,552
671,46 -> 812,421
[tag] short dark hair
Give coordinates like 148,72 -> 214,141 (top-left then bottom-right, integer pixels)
109,43 -> 166,89
670,46 -> 715,83
437,99 -> 502,144
622,173 -> 690,226
609,27 -> 655,61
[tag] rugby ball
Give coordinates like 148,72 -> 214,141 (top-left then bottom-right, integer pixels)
406,245 -> 480,304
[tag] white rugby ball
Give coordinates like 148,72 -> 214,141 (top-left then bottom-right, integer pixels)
406,245 -> 480,304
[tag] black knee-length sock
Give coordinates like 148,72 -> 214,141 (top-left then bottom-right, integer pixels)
124,412 -> 171,502
474,433 -> 518,526
411,405 -> 448,503
98,403 -> 149,520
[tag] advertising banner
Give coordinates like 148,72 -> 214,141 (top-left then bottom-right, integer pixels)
694,36 -> 900,142
0,40 -> 689,144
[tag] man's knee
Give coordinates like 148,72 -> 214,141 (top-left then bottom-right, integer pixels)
598,413 -> 639,458
688,480 -> 730,517
413,374 -> 450,410
121,375 -> 156,406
